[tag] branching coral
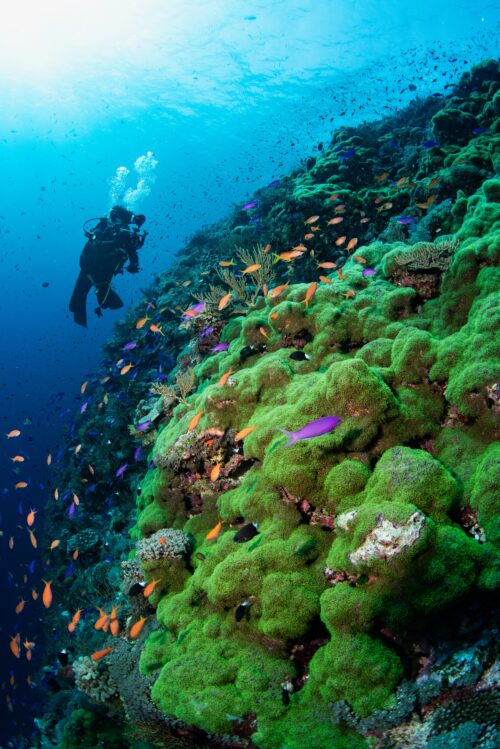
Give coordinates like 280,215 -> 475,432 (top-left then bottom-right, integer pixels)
136,529 -> 191,562
73,656 -> 119,703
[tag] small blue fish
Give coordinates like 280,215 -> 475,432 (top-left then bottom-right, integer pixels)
396,216 -> 419,225
211,342 -> 229,353
134,447 -> 142,462
28,560 -> 36,574
64,562 -> 74,579
80,401 -> 88,414
115,464 -> 128,478
472,127 -> 487,135
123,342 -> 137,351
277,416 -> 341,446
423,139 -> 439,148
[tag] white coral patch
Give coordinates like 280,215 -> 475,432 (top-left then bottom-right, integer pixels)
349,512 -> 426,565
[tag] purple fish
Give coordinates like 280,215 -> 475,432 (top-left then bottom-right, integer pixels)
135,420 -> 152,432
362,268 -> 377,277
67,503 -> 75,518
211,342 -> 229,353
123,342 -> 137,351
115,463 -> 128,478
338,148 -> 356,160
242,201 -> 258,211
267,179 -> 280,188
396,217 -> 419,225
277,416 -> 341,446
80,401 -> 88,414
28,560 -> 36,574
200,325 -> 214,338
134,447 -> 142,462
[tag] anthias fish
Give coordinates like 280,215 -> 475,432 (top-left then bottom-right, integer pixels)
278,416 -> 341,446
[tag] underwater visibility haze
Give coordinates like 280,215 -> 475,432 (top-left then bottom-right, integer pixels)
0,1 -> 499,747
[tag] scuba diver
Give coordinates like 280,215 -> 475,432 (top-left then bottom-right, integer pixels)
69,205 -> 147,327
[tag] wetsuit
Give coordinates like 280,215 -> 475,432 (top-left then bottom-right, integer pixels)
69,218 -> 146,327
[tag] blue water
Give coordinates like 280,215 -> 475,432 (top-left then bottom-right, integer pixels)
0,0 -> 499,743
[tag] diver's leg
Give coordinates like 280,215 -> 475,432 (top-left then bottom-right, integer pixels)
69,271 -> 92,327
95,281 -> 124,309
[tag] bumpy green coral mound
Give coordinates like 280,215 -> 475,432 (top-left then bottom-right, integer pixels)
130,89 -> 499,749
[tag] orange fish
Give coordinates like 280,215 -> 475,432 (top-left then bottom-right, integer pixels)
327,217 -> 344,225
360,217 -> 370,224
8,536 -> 14,550
74,444 -> 82,455
335,236 -> 346,246
54,487 -> 59,501
28,529 -> 37,549
262,284 -> 268,297
292,244 -> 308,252
235,425 -> 256,441
205,521 -> 223,541
328,193 -> 340,201
42,580 -> 52,608
32,589 -> 38,600
72,549 -> 79,561
9,636 -> 20,658
317,262 -> 336,269
210,463 -> 221,482
218,370 -> 233,387
91,647 -> 113,662
274,250 -> 303,262
23,639 -> 35,650
6,430 -> 21,438
135,315 -> 150,329
396,177 -> 408,187
88,464 -> 95,475
304,282 -> 318,307
110,606 -> 120,636
219,260 -> 235,267
259,326 -> 269,339
143,579 -> 160,597
120,364 -> 134,375
218,292 -> 233,311
377,202 -> 393,212
188,410 -> 203,432
375,171 -> 389,182
73,493 -> 80,506
338,268 -> 347,280
27,508 -> 37,527
354,256 -> 366,264
346,238 -> 358,252
263,244 -> 271,253
269,284 -> 289,298
343,289 -> 356,299
269,312 -> 279,320
417,194 -> 437,210
26,649 -> 32,661
15,482 -> 28,489
242,263 -> 261,274
68,609 -> 81,632
304,233 -> 314,240
309,225 -> 320,232
149,324 -> 164,336
335,205 -> 346,214
49,539 -> 60,551
94,608 -> 108,631
80,381 -> 88,394
304,215 -> 319,225
101,375 -> 111,383
46,453 -> 52,466
129,616 -> 147,639
319,275 -> 332,284
11,455 -> 24,463
15,599 -> 27,614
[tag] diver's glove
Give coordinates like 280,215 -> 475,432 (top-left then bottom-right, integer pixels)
126,265 -> 140,274
94,307 -> 103,319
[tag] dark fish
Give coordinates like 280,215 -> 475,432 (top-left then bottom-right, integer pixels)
233,522 -> 259,543
41,281 -> 50,288
57,650 -> 69,666
290,351 -> 310,361
235,601 -> 251,622
423,139 -> 439,148
128,582 -> 144,596
472,127 -> 487,135
282,688 -> 291,706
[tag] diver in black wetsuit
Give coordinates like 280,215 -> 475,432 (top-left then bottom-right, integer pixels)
69,205 -> 147,327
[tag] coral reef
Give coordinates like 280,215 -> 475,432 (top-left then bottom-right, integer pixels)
36,59 -> 500,749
